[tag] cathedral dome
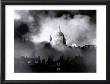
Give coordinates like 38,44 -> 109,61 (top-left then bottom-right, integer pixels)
50,26 -> 66,45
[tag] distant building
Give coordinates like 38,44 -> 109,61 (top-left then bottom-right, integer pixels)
83,45 -> 96,48
71,43 -> 78,47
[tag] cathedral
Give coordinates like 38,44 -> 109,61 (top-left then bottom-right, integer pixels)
50,26 -> 66,46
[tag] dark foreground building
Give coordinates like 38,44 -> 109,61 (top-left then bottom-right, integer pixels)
15,55 -> 86,73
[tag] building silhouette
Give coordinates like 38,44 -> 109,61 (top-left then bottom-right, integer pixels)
19,55 -> 85,72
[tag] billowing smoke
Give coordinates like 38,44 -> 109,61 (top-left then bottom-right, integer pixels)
14,10 -> 96,46
14,10 -> 96,60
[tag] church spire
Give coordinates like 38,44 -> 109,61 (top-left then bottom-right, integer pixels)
59,26 -> 61,32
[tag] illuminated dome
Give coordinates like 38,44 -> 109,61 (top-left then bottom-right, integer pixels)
50,26 -> 66,45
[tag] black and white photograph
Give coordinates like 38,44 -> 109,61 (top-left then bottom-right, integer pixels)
3,4 -> 106,80
14,10 -> 96,73
1,0 -> 109,82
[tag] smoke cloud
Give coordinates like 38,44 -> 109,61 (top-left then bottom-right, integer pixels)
14,10 -> 96,46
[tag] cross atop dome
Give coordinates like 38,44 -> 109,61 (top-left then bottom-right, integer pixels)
59,26 -> 61,32
57,26 -> 64,36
